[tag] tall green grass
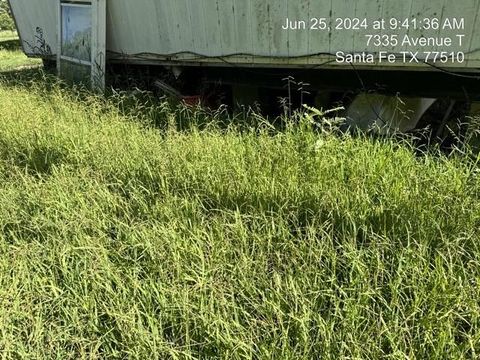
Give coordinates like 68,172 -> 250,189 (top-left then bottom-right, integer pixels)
0,31 -> 41,71
0,48 -> 40,71
0,74 -> 480,359
0,31 -> 17,42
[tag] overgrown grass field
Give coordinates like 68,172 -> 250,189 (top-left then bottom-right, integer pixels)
0,31 -> 17,42
0,31 -> 41,71
1,41 -> 480,359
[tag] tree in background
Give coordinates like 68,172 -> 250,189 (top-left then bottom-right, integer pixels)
0,0 -> 15,31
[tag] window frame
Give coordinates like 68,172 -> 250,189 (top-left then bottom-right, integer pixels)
57,0 -> 105,91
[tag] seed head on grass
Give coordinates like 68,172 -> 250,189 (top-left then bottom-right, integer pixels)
0,75 -> 479,359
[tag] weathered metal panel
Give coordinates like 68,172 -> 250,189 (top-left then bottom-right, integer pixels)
8,0 -> 56,57
201,1 -> 221,56
287,0 -> 308,58
8,0 -> 480,71
307,0 -> 334,65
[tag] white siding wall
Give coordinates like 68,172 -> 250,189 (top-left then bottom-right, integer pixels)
8,0 -> 480,70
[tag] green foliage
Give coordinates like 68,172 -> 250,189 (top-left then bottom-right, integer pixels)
0,47 -> 40,70
0,0 -> 9,13
0,12 -> 14,31
0,1 -> 14,31
1,63 -> 480,358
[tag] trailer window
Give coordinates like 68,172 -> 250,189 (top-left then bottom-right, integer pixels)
58,0 -> 105,91
61,4 -> 91,62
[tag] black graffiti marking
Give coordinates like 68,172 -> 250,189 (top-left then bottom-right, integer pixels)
92,51 -> 105,90
23,27 -> 52,56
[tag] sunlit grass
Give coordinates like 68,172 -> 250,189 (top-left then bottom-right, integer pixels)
0,30 -> 17,42
0,48 -> 41,71
0,51 -> 480,359
0,31 -> 41,71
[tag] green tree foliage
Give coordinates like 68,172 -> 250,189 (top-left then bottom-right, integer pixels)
0,0 -> 15,31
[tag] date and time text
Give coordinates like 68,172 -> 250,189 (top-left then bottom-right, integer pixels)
281,17 -> 467,64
